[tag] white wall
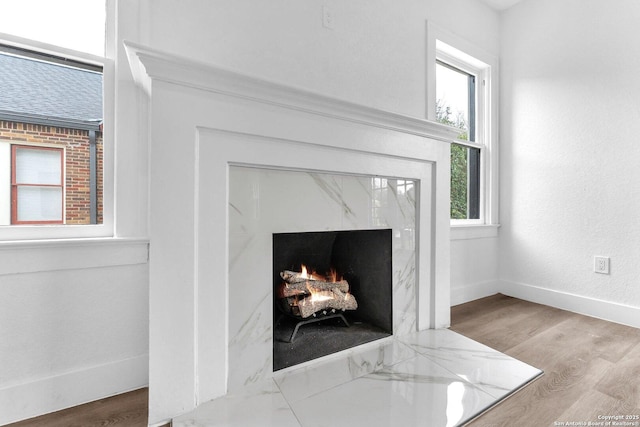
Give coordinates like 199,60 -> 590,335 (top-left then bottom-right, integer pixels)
134,0 -> 502,318
0,241 -> 149,425
0,2 -> 151,424
499,0 -> 640,324
140,0 -> 499,119
451,236 -> 499,305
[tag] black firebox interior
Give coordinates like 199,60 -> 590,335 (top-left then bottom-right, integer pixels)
273,229 -> 392,371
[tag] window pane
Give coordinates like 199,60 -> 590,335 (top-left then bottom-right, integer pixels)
437,60 -> 480,220
451,144 -> 480,220
0,1 -> 106,56
436,62 -> 472,140
15,148 -> 62,185
16,186 -> 63,222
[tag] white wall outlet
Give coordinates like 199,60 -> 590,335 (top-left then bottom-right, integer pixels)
322,5 -> 335,29
594,256 -> 610,274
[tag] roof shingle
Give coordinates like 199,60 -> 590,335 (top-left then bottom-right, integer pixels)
0,52 -> 102,128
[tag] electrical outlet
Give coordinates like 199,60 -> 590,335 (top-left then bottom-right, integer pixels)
594,256 -> 610,274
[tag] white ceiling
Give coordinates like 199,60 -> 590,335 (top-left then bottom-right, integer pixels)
478,0 -> 525,11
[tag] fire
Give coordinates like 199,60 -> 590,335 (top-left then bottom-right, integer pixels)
279,265 -> 358,318
329,268 -> 340,282
298,265 -> 332,303
300,264 -> 340,282
305,283 -> 333,303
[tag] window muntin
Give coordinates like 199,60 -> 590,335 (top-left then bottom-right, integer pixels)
11,145 -> 64,224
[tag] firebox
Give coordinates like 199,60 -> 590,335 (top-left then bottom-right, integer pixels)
273,229 -> 392,371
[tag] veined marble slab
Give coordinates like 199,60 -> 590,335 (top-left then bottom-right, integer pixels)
399,329 -> 543,401
173,329 -> 543,427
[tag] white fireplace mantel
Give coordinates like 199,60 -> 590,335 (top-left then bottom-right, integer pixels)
125,41 -> 457,426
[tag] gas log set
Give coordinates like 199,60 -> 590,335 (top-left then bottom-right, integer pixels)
273,229 -> 392,369
277,265 -> 358,319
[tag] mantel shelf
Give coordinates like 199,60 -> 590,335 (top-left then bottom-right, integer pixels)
124,41 -> 458,144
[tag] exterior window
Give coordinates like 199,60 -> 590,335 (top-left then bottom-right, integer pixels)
435,54 -> 488,223
0,49 -> 104,227
11,145 -> 64,224
436,61 -> 480,220
0,0 -> 112,239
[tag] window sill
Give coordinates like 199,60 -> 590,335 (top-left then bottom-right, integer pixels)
451,223 -> 500,240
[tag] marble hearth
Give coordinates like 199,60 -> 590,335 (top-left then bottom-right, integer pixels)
174,329 -> 543,426
124,42 -> 525,425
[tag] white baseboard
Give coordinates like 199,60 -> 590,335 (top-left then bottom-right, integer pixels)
451,279 -> 640,329
451,280 -> 501,306
497,280 -> 640,329
0,354 -> 149,425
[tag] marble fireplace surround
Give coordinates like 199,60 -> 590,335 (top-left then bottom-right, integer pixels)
125,42 -> 458,425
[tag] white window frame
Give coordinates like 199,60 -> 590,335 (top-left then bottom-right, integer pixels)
427,22 -> 500,240
0,1 -> 114,241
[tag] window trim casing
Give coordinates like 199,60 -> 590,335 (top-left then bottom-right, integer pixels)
426,21 -> 499,239
0,4 -> 115,241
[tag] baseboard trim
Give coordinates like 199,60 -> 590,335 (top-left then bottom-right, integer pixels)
0,354 -> 149,425
451,280 -> 501,306
497,280 -> 640,329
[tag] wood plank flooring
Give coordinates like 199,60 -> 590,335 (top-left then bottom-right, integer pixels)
6,294 -> 639,427
4,388 -> 149,427
452,294 -> 640,427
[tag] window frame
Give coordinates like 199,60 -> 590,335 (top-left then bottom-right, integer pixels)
436,54 -> 486,224
11,144 -> 65,225
0,2 -> 114,241
427,22 -> 500,239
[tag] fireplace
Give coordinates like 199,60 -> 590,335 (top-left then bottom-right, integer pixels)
126,41 -> 456,424
227,167 -> 418,389
273,229 -> 393,370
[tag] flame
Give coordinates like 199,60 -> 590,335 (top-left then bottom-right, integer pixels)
295,264 -> 343,306
300,264 -> 341,282
306,284 -> 333,303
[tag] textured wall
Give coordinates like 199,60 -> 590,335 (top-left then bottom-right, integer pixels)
499,0 -> 640,308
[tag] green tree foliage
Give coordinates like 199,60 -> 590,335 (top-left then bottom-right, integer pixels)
436,100 -> 468,219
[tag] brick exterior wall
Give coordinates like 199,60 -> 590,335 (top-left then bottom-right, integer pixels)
1,120 -> 103,225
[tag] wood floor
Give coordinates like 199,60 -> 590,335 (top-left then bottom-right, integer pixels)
6,294 -> 640,427
5,388 -> 149,427
452,294 -> 640,426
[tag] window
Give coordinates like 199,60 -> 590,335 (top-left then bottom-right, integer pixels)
11,145 -> 64,224
429,33 -> 498,233
0,49 -> 104,227
0,0 -> 113,240
436,60 -> 481,220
